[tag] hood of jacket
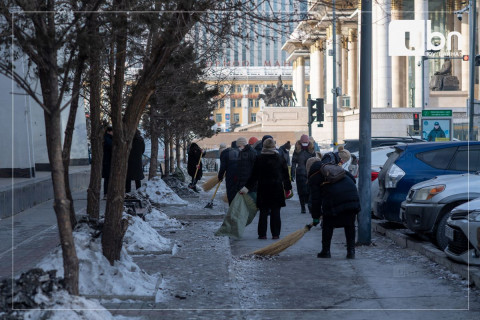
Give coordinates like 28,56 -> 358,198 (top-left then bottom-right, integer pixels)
294,140 -> 314,153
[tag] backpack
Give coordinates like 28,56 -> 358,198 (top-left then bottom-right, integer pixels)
318,163 -> 345,184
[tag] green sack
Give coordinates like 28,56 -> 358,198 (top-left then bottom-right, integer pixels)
172,167 -> 185,182
215,193 -> 258,239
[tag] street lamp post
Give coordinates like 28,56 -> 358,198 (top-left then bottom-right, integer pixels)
468,0 -> 477,140
332,0 -> 338,148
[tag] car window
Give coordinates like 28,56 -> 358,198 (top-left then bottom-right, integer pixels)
448,146 -> 480,171
415,147 -> 457,169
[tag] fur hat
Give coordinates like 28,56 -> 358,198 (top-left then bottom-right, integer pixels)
236,137 -> 247,147
248,137 -> 258,145
300,134 -> 309,143
306,157 -> 321,175
263,138 -> 276,149
262,135 -> 273,143
337,146 -> 351,163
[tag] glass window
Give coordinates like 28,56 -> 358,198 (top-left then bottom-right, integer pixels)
219,85 -> 224,93
237,85 -> 242,93
416,147 -> 457,169
216,114 -> 222,122
251,113 -> 256,122
220,100 -> 224,108
254,85 -> 259,92
233,113 -> 240,122
248,99 -> 253,108
255,99 -> 259,107
448,146 -> 480,171
248,85 -> 253,93
237,99 -> 242,108
231,100 -> 235,108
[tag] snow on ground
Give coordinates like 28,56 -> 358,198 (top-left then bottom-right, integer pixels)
123,215 -> 172,253
22,290 -> 115,320
144,208 -> 183,229
137,177 -> 187,206
37,223 -> 158,297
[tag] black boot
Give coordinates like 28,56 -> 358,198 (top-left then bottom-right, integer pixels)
301,205 -> 306,214
346,248 -> 355,259
317,249 -> 331,258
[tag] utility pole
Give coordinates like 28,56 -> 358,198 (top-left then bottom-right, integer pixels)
332,0 -> 338,148
357,0 -> 372,245
469,0 -> 477,140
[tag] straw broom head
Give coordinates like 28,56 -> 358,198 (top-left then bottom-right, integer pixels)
252,224 -> 313,256
222,193 -> 229,203
202,176 -> 219,191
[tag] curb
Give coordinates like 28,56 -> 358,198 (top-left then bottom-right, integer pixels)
372,221 -> 480,287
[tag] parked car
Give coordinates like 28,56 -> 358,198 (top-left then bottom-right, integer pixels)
400,173 -> 480,249
444,198 -> 480,266
343,137 -> 424,153
374,141 -> 480,222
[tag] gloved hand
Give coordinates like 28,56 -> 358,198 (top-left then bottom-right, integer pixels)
239,187 -> 249,194
312,219 -> 320,226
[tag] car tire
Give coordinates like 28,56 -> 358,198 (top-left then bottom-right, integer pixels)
434,212 -> 451,250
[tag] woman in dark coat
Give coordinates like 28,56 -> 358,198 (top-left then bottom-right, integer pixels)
126,130 -> 145,193
102,126 -> 113,198
242,138 -> 292,239
218,137 -> 257,204
308,149 -> 359,259
187,143 -> 205,192
291,134 -> 315,213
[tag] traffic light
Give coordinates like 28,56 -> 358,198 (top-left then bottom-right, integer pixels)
307,98 -> 318,124
316,98 -> 324,122
463,55 -> 469,61
413,113 -> 420,131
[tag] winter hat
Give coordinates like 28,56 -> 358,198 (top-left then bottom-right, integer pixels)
262,135 -> 273,143
231,140 -> 237,148
300,134 -> 309,146
236,137 -> 247,147
306,157 -> 321,175
337,146 -> 351,163
248,137 -> 259,145
284,141 -> 291,150
262,138 -> 277,153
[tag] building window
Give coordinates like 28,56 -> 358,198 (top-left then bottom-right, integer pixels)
219,85 -> 224,93
220,100 -> 224,108
237,85 -> 242,93
251,113 -> 256,122
231,99 -> 236,108
255,99 -> 259,107
254,85 -> 259,92
248,85 -> 253,93
237,99 -> 242,108
216,114 -> 222,122
248,99 -> 253,108
233,113 -> 240,122
307,85 -> 310,92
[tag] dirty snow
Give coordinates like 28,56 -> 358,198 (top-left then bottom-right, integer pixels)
137,177 -> 187,206
123,215 -> 172,253
22,290 -> 115,320
144,208 -> 183,229
37,224 -> 159,297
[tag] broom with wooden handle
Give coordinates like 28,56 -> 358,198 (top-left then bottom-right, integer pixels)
202,175 -> 219,192
252,223 -> 314,256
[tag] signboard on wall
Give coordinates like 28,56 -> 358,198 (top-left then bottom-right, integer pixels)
421,110 -> 452,142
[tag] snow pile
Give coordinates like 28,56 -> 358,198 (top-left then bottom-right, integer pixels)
137,176 -> 187,206
123,215 -> 172,253
37,223 -> 158,297
144,208 -> 183,229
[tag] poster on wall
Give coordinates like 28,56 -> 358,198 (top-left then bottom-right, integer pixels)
422,119 -> 451,142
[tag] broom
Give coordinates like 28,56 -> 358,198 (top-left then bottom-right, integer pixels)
251,223 -> 314,256
202,175 -> 219,192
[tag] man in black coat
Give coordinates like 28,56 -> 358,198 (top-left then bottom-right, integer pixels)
291,134 -> 315,213
187,143 -> 205,192
126,130 -> 145,193
102,126 -> 113,199
308,150 -> 360,259
218,137 -> 256,204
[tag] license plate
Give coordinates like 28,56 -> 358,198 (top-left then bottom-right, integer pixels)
445,225 -> 454,241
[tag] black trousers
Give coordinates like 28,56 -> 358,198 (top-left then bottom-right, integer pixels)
321,212 -> 356,251
103,177 -> 109,196
258,206 -> 281,237
126,179 -> 141,193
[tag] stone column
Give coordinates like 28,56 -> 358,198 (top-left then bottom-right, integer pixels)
341,35 -> 348,105
292,58 -> 298,102
391,0 -> 406,108
241,85 -> 249,126
326,26 -> 334,104
415,0 -> 429,109
377,0 -> 392,108
295,56 -> 306,106
347,29 -> 358,109
309,40 -> 323,100
461,12 -> 469,91
225,97 -> 231,131
452,0 -> 462,87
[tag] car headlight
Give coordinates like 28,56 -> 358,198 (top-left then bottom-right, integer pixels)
412,185 -> 446,201
468,211 -> 480,222
385,164 -> 405,188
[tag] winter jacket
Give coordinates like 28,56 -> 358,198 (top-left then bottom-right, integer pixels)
102,133 -> 113,179
218,145 -> 257,203
291,141 -> 315,197
308,161 -> 360,219
126,133 -> 145,181
278,144 -> 291,166
245,153 -> 292,209
427,127 -> 446,141
187,143 -> 205,180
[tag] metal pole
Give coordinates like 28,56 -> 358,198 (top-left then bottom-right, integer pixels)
358,0 -> 372,245
332,0 -> 338,148
469,0 -> 477,141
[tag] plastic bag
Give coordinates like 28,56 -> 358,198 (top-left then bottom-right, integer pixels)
215,192 -> 257,239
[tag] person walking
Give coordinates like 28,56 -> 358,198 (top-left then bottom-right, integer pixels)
248,137 -> 258,146
308,148 -> 359,259
187,142 -> 205,192
126,130 -> 145,193
277,141 -> 291,166
218,137 -> 257,204
240,138 -> 292,240
291,134 -> 315,213
254,134 -> 273,155
102,126 -> 113,199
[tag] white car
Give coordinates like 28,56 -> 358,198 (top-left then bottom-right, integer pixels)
444,198 -> 480,266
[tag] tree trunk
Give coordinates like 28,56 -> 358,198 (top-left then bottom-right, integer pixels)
149,120 -> 159,180
164,133 -> 170,177
86,22 -> 103,220
183,137 -> 187,164
169,135 -> 174,174
175,135 -> 181,169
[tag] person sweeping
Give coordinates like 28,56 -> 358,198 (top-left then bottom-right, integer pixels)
240,138 -> 292,240
187,142 -> 205,192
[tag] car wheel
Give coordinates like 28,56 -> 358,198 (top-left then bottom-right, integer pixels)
434,212 -> 451,250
